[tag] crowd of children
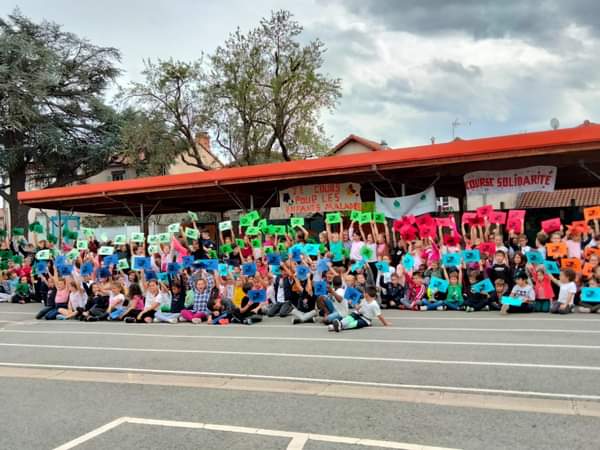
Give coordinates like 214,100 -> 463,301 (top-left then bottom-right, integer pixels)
2,205 -> 600,332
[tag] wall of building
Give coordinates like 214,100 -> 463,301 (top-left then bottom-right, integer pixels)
334,142 -> 373,156
466,193 -> 519,211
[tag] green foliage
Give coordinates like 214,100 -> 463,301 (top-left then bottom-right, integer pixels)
0,10 -> 122,227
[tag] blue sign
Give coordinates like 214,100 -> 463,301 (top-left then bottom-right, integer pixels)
471,278 -> 494,294
429,276 -> 449,293
344,287 -> 362,305
242,263 -> 257,277
247,289 -> 267,303
525,250 -> 544,265
462,249 -> 481,264
314,281 -> 328,297
501,296 -> 522,306
581,287 -> 600,303
442,253 -> 462,268
296,265 -> 310,281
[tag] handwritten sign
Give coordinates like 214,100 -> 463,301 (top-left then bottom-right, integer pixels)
464,166 -> 556,195
279,183 -> 361,216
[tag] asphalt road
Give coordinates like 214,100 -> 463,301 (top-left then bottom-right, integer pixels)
1,303 -> 599,450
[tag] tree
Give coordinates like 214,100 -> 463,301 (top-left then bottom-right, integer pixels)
0,10 -> 122,229
208,10 -> 341,164
119,108 -> 185,176
119,59 -> 215,170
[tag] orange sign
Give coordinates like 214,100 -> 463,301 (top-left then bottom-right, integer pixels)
584,206 -> 600,222
546,243 -> 568,258
561,258 -> 582,273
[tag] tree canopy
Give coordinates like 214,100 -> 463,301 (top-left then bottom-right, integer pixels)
0,10 -> 122,228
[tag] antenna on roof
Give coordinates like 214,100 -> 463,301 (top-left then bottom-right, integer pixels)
452,118 -> 471,138
550,118 -> 560,130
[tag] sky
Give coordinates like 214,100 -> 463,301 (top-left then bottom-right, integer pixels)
5,0 -> 600,149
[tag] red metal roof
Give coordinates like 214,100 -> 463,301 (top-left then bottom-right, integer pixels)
17,121 -> 600,214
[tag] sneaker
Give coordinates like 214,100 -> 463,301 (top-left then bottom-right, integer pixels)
501,304 -> 509,315
484,305 -> 490,311
230,317 -> 242,324
436,306 -> 445,311
124,317 -> 135,323
420,306 -> 428,311
243,318 -> 253,325
86,316 -> 99,322
153,318 -> 160,323
291,317 -> 300,325
167,318 -> 178,324
178,316 -> 186,322
333,319 -> 341,332
57,315 -> 66,320
191,318 -> 203,324
328,324 -> 335,332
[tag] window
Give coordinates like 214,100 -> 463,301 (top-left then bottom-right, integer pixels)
112,170 -> 126,181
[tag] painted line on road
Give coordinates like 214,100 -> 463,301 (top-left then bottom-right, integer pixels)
3,361 -> 600,403
1,342 -> 600,371
54,416 -> 460,450
3,329 -> 600,350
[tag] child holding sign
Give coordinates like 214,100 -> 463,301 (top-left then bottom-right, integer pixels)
329,286 -> 390,332
501,272 -> 535,314
549,268 -> 577,314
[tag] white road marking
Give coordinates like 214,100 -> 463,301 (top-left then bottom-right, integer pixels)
2,361 -> 600,402
54,416 -> 460,450
53,417 -> 128,450
1,341 -> 599,371
2,328 -> 600,350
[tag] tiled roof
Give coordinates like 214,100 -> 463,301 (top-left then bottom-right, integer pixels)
331,134 -> 386,153
517,188 -> 600,208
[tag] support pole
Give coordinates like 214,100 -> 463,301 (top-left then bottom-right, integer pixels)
57,210 -> 62,249
250,195 -> 254,211
140,204 -> 145,235
401,184 -> 406,196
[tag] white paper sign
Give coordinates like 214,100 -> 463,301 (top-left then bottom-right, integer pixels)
279,183 -> 361,216
464,166 -> 557,195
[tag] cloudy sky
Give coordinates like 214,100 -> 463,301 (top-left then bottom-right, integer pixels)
7,0 -> 600,148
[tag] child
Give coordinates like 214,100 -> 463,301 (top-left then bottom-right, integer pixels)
488,251 -> 512,288
329,286 -> 390,332
318,276 -> 348,323
501,272 -> 535,314
487,279 -> 507,311
549,268 -> 577,314
528,265 -> 553,312
380,273 -> 406,309
464,269 -> 489,312
11,276 -> 31,304
443,266 -> 464,311
121,283 -> 145,323
402,272 -> 426,310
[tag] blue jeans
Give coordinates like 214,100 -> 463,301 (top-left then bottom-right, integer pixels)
211,312 -> 231,324
155,311 -> 181,322
110,307 -> 126,320
443,301 -> 462,310
421,300 -> 443,310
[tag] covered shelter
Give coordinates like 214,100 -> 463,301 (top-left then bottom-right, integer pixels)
18,121 -> 600,218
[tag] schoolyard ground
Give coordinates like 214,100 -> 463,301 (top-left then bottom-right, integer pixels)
1,304 -> 600,450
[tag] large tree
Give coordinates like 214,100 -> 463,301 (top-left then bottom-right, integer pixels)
119,59 -> 215,170
208,10 -> 341,164
0,11 -> 122,229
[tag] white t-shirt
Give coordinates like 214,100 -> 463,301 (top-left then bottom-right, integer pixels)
557,282 -> 577,304
333,287 -> 349,317
510,284 -> 535,302
358,299 -> 381,323
144,291 -> 167,310
109,293 -> 125,308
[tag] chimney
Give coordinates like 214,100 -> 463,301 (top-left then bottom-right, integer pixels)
195,132 -> 211,153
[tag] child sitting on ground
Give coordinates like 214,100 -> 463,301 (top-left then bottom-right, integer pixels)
549,268 -> 577,314
501,272 -> 535,314
329,286 -> 390,332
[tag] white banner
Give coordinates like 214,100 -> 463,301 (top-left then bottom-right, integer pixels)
375,186 -> 437,219
464,166 -> 557,195
279,182 -> 361,217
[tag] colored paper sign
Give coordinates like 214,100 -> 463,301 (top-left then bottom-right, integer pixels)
267,253 -> 282,266
114,235 -> 126,245
218,263 -> 229,277
402,254 -> 414,270
373,212 -> 386,224
188,211 -> 198,221
80,262 -> 94,277
360,245 -> 374,260
66,249 -> 80,261
290,217 -> 304,228
314,281 -> 328,297
35,250 -> 50,260
57,264 -> 73,277
543,260 -> 560,274
546,243 -> 568,258
501,296 -> 522,306
350,260 -> 365,272
98,246 -> 114,256
461,212 -> 476,226
184,228 -> 199,240
418,224 -> 436,239
246,226 -> 260,236
561,258 -> 582,272
541,218 -> 561,234
442,253 -> 462,268
359,212 -> 372,225
270,264 -> 281,276
400,225 -> 418,242
462,249 -> 481,264
76,240 -> 89,251
247,289 -> 267,303
471,278 -> 495,294
436,217 -> 454,228
168,223 -> 181,234
478,242 -> 496,256
581,287 -> 600,302
464,166 -> 557,195
326,212 -> 342,224
131,233 -> 145,243
132,256 -> 148,271
242,263 -> 257,277
35,261 -> 48,274
117,259 -> 129,270
584,206 -> 600,222
443,234 -> 461,247
350,210 -> 362,222
304,243 -> 320,256
219,221 -> 232,232
279,183 -> 362,216
148,245 -> 160,255
296,265 -> 310,281
167,262 -> 181,275
429,276 -> 449,293
220,243 -> 233,255
251,238 -> 262,249
375,260 -> 390,273
344,287 -> 362,305
416,214 -> 434,227
525,250 -> 544,265
147,235 -> 159,245
182,256 -> 194,268
198,259 -> 219,272
317,258 -> 330,273
489,211 -> 507,225
506,210 -> 526,233
103,255 -> 118,267
476,205 -> 493,218
583,263 -> 594,278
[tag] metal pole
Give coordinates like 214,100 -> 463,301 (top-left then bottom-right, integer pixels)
250,195 -> 254,211
140,204 -> 144,233
401,184 -> 406,196
57,210 -> 62,249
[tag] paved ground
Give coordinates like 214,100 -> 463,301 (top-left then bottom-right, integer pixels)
1,304 -> 600,449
